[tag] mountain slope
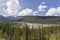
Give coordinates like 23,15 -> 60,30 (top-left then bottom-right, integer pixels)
0,15 -> 9,22
15,16 -> 60,24
0,16 -> 60,23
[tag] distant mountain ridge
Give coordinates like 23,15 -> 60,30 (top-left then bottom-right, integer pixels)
16,16 -> 60,24
0,15 -> 60,23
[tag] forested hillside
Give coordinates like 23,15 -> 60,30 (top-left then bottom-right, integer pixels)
0,22 -> 60,40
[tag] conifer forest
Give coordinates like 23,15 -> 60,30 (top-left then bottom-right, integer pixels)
0,22 -> 60,40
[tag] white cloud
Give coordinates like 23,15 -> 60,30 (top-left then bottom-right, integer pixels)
38,2 -> 47,11
0,1 -> 47,16
41,2 -> 45,4
46,7 -> 60,16
33,11 -> 39,16
17,8 -> 33,16
5,0 -> 21,16
0,0 -> 8,6
33,2 -> 47,16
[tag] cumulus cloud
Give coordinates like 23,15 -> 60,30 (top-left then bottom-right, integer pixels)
41,2 -> 46,4
17,8 -> 33,16
46,7 -> 60,16
0,0 -> 8,6
0,1 -> 47,16
17,2 -> 47,16
33,11 -> 39,16
5,0 -> 21,16
37,2 -> 47,11
33,2 -> 47,16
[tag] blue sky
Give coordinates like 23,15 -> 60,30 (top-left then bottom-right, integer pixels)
0,0 -> 60,16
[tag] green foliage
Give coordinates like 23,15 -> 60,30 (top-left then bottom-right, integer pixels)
0,22 -> 60,40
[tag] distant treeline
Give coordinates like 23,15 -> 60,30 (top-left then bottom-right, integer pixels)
0,22 -> 60,40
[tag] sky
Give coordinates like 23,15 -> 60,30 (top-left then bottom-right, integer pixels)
0,0 -> 60,17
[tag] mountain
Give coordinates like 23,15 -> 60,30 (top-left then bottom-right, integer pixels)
0,15 -> 60,23
0,15 -> 9,22
15,16 -> 60,24
7,16 -> 18,20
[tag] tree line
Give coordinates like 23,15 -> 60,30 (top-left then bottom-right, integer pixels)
0,22 -> 60,40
